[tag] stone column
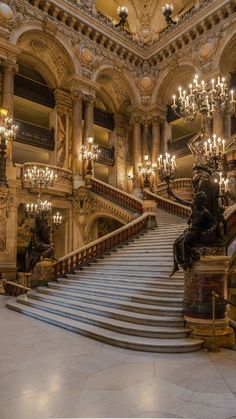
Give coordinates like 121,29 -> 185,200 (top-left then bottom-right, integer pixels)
115,114 -> 128,191
1,60 -> 17,164
132,115 -> 142,196
142,120 -> 150,157
152,117 -> 161,190
163,119 -> 172,154
83,95 -> 95,140
184,249 -> 235,349
71,90 -> 83,177
213,113 -> 224,138
54,90 -> 72,170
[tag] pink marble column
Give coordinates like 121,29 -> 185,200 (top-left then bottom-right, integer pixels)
151,117 -> 161,189
72,91 -> 83,176
132,115 -> 142,196
83,95 -> 95,140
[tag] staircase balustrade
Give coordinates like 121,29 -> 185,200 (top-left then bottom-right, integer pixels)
156,178 -> 192,194
54,213 -> 152,277
146,190 -> 191,218
91,178 -> 143,214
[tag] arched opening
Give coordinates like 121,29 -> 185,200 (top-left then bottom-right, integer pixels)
13,57 -> 56,165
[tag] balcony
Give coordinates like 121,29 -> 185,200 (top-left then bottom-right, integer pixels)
15,119 -> 55,150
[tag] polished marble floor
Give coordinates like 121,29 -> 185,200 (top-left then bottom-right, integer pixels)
1,296 -> 236,419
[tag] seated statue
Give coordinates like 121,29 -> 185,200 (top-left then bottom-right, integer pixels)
26,214 -> 55,271
170,191 -> 222,276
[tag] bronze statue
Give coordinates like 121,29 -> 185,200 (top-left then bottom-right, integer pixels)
26,214 -> 55,271
170,191 -> 223,276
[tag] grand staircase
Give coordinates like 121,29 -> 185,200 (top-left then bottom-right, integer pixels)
7,209 -> 203,353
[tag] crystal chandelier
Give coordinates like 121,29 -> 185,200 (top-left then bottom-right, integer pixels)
0,108 -> 18,186
203,135 -> 227,172
172,75 -> 236,125
23,165 -> 58,189
26,196 -> 52,216
138,155 -> 156,188
157,153 -> 177,187
81,137 -> 101,176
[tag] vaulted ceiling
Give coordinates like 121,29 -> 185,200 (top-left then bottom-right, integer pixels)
95,0 -> 195,34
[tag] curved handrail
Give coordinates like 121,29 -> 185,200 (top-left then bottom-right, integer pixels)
146,190 -> 191,218
91,178 -> 143,214
156,178 -> 192,193
54,212 -> 153,277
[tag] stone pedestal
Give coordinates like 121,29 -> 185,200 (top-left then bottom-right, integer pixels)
30,259 -> 55,288
184,247 -> 235,348
142,199 -> 157,228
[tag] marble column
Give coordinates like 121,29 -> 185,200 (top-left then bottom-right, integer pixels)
71,90 -> 83,177
83,95 -> 95,140
163,119 -> 172,154
152,117 -> 161,190
213,112 -> 224,138
54,90 -> 71,170
142,120 -> 150,157
132,115 -> 142,196
1,60 -> 17,163
115,114 -> 128,191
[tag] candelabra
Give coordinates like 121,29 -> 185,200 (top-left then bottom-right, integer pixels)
81,137 -> 101,176
115,6 -> 128,29
203,135 -> 227,172
0,108 -> 18,187
162,4 -> 176,26
172,75 -> 235,126
23,165 -> 58,189
138,155 -> 156,188
23,165 -> 62,227
157,153 -> 177,190
215,172 -> 230,207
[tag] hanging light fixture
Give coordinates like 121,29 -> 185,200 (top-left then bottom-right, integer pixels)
115,6 -> 129,29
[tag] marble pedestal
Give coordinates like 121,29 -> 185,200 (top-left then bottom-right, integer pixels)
30,259 -> 55,288
184,247 -> 235,349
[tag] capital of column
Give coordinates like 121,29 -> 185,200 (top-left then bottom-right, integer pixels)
2,59 -> 18,75
84,94 -> 95,106
54,89 -> 72,112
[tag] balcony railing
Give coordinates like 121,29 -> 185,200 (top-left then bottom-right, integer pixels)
97,145 -> 115,166
168,131 -> 199,157
146,190 -> 191,219
15,119 -> 55,150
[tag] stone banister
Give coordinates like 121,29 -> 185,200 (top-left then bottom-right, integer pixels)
91,178 -> 144,214
156,178 -> 192,194
146,190 -> 191,218
54,212 -> 153,277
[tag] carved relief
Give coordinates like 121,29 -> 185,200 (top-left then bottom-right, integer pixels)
0,187 -> 10,252
56,110 -> 67,168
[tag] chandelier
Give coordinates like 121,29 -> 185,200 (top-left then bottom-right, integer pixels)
157,153 -> 177,188
172,75 -> 236,125
0,108 -> 18,187
23,165 -> 58,189
26,195 -> 52,216
138,155 -> 156,188
81,137 -> 101,176
203,135 -> 227,172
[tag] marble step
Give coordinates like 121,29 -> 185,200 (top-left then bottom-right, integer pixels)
95,260 -> 174,267
74,270 -> 183,280
7,300 -> 203,353
48,282 -> 183,307
67,274 -> 184,287
82,266 -> 173,273
59,278 -> 184,295
37,286 -> 183,316
14,295 -> 189,339
27,291 -> 186,327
